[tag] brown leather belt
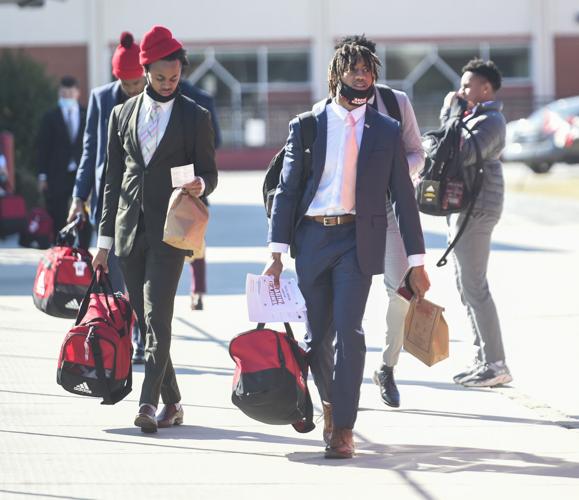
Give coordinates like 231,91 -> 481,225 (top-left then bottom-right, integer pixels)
304,214 -> 355,226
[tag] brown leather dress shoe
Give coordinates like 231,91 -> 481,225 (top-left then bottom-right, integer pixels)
134,404 -> 157,433
322,402 -> 333,446
325,427 -> 355,459
156,403 -> 184,428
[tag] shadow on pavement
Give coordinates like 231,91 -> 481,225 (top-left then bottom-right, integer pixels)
287,443 -> 579,478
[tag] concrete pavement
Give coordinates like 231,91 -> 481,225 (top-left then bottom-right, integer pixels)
1,164 -> 578,499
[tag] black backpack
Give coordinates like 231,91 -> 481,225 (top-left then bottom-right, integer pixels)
262,112 -> 317,218
372,84 -> 402,125
416,105 -> 484,267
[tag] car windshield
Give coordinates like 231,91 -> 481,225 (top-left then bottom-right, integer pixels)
528,97 -> 579,125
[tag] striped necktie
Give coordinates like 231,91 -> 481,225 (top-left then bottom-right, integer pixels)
341,112 -> 358,212
139,101 -> 161,166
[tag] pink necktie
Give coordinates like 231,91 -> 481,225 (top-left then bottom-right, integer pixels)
341,112 -> 358,212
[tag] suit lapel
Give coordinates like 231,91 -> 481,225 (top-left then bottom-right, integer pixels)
357,106 -> 378,174
56,108 -> 72,147
130,94 -> 146,167
311,104 -> 328,188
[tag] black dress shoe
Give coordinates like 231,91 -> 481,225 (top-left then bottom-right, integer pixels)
373,364 -> 400,408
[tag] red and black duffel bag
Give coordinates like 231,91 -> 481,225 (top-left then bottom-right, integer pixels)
229,322 -> 315,433
32,216 -> 93,318
57,268 -> 134,404
19,207 -> 54,249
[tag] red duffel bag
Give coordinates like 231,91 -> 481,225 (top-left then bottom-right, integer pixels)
32,216 -> 93,318
56,267 -> 134,404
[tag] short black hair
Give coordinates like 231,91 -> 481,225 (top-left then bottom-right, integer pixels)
334,34 -> 376,54
144,48 -> 189,72
462,58 -> 502,91
60,75 -> 79,88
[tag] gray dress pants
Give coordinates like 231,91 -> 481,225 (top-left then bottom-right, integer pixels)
119,231 -> 184,407
448,210 -> 505,364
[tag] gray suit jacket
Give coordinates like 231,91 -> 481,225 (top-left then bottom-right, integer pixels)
441,100 -> 506,216
269,102 -> 425,276
100,93 -> 218,257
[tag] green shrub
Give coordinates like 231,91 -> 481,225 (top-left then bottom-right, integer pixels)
0,49 -> 57,206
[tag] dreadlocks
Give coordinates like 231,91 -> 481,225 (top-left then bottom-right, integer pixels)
328,42 -> 381,97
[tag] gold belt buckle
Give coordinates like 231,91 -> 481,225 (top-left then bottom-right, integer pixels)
322,216 -> 337,226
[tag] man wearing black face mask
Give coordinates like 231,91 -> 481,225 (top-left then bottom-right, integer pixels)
93,25 -> 218,433
264,42 -> 430,458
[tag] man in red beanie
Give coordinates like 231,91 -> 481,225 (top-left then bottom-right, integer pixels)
68,31 -> 147,363
93,25 -> 218,433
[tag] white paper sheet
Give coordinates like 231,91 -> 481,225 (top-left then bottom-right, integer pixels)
246,273 -> 307,323
170,164 -> 196,187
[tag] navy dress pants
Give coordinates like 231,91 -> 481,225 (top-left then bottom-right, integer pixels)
295,219 -> 372,429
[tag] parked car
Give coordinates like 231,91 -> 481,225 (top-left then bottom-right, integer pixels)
503,96 -> 579,173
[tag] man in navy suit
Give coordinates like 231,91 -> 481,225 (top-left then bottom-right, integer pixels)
264,42 -> 430,458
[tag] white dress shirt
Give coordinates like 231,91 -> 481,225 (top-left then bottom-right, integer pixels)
270,99 -> 425,268
60,100 -> 80,173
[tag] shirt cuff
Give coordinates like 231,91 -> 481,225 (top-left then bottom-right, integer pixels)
96,235 -> 113,251
408,254 -> 425,267
269,242 -> 289,254
198,177 -> 205,196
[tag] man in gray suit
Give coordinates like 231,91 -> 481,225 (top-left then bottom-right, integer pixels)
264,41 -> 430,458
442,58 -> 511,388
93,26 -> 217,432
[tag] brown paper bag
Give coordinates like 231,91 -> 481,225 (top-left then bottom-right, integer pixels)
162,189 -> 208,255
403,296 -> 449,366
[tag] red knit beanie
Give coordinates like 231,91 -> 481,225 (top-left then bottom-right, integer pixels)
139,25 -> 183,66
111,32 -> 144,80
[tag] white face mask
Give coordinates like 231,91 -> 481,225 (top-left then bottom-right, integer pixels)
59,97 -> 77,108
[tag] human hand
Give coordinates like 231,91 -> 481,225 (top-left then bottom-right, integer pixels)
262,253 -> 283,287
443,91 -> 457,109
92,248 -> 109,274
408,265 -> 431,300
181,176 -> 204,197
67,198 -> 86,223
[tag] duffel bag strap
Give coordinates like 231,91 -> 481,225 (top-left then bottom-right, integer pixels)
256,322 -> 295,341
89,326 -> 133,405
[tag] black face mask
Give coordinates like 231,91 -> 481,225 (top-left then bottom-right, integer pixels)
339,81 -> 374,107
145,78 -> 180,103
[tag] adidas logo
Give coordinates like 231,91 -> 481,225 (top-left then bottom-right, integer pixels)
65,298 -> 80,310
73,382 -> 92,394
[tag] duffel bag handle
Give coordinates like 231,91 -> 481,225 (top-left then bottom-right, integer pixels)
256,322 -> 294,341
76,265 -> 123,328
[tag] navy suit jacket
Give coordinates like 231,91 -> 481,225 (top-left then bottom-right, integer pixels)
73,80 -> 221,224
268,102 -> 425,276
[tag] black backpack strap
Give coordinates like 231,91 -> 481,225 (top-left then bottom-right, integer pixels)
436,123 -> 484,267
376,85 -> 402,125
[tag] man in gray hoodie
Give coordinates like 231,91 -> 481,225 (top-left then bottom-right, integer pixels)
441,58 -> 511,387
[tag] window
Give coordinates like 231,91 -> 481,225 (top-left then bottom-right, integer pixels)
439,46 -> 481,75
489,45 -> 530,79
267,51 -> 309,83
384,44 -> 431,80
216,51 -> 258,83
